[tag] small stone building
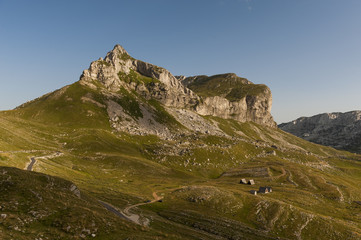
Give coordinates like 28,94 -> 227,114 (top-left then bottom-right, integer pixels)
258,186 -> 272,194
240,178 -> 247,184
250,190 -> 257,195
248,179 -> 255,185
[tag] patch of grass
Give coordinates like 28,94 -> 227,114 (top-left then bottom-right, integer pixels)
13,82 -> 111,129
118,52 -> 134,62
148,99 -> 183,128
97,60 -> 111,66
118,69 -> 160,86
113,87 -> 143,119
0,166 -> 164,239
226,84 -> 268,101
187,73 -> 268,101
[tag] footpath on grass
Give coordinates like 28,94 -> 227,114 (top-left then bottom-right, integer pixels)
25,153 -> 163,226
25,152 -> 63,171
100,192 -> 163,226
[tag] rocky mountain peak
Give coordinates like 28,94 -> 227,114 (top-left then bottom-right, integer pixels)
102,45 -> 129,64
112,44 -> 129,55
79,45 -> 200,109
78,44 -> 276,130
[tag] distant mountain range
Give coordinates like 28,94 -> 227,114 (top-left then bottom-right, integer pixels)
279,111 -> 361,153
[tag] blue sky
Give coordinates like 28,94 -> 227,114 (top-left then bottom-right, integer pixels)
0,0 -> 360,123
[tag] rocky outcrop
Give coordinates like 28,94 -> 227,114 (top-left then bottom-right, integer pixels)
279,111 -> 361,153
181,74 -> 276,127
79,45 -> 276,128
80,45 -> 199,109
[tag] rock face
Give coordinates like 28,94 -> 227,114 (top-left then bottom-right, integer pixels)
181,74 -> 276,127
80,45 -> 199,109
279,111 -> 361,153
79,44 -> 276,129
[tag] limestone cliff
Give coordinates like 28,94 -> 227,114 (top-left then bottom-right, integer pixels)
180,74 -> 276,127
79,45 -> 276,129
279,111 -> 361,153
79,45 -> 199,109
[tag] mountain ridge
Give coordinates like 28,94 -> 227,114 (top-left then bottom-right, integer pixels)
279,110 -> 361,153
79,44 -> 276,128
15,44 -> 276,139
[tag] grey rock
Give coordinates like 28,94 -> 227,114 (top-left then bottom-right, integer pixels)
182,74 -> 276,127
78,44 -> 276,138
279,111 -> 361,153
80,45 -> 200,109
70,184 -> 81,198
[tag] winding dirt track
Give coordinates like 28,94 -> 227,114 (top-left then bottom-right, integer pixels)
24,153 -> 163,226
98,200 -> 130,221
121,192 -> 163,226
26,157 -> 36,171
25,152 -> 63,171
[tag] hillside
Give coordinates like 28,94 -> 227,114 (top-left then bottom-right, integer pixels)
0,167 -> 165,240
279,111 -> 361,153
1,45 -> 361,239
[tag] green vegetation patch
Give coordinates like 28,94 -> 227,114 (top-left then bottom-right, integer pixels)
118,69 -> 160,86
97,60 -> 111,66
226,84 -> 268,101
148,99 -> 183,128
187,73 -> 267,101
118,52 -> 134,62
14,82 -> 110,129
169,185 -> 243,214
113,87 -> 143,119
0,167 -> 159,240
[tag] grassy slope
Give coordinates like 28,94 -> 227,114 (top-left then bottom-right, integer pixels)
13,82 -> 110,129
186,73 -> 268,101
1,108 -> 361,239
0,167 -> 168,240
1,77 -> 361,239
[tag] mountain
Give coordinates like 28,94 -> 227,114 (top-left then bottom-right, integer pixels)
279,111 -> 361,153
1,45 -> 361,239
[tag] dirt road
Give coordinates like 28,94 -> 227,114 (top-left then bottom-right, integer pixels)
121,192 -> 163,226
26,157 -> 36,171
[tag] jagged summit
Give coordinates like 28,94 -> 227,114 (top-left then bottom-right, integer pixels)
78,44 -> 276,128
80,44 -> 199,108
112,44 -> 129,55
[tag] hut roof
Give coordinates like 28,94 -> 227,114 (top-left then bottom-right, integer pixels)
240,178 -> 247,184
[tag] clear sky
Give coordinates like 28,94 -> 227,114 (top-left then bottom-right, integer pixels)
0,0 -> 360,123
